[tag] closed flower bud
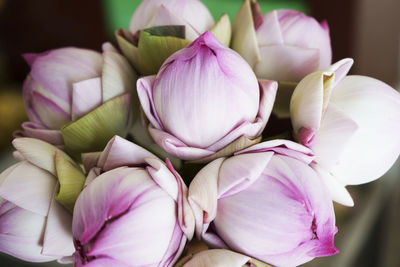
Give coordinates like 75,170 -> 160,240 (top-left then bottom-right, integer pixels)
0,138 -> 83,262
188,140 -> 338,266
137,31 -> 277,162
19,44 -> 137,155
233,0 -> 331,82
290,58 -> 400,206
73,136 -> 194,266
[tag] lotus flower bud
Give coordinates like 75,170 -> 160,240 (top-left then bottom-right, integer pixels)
233,0 -> 331,82
116,0 -> 232,75
137,31 -> 277,162
19,44 -> 137,156
188,140 -> 338,266
290,58 -> 400,206
0,138 -> 85,262
130,0 -> 214,42
73,136 -> 194,266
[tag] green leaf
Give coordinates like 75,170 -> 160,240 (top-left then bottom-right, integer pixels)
61,93 -> 132,158
137,30 -> 191,75
210,13 -> 232,47
54,151 -> 86,213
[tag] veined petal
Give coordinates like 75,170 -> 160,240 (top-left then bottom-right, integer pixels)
255,45 -> 320,82
102,47 -> 137,102
98,135 -> 157,171
0,161 -> 55,216
21,122 -> 64,146
328,58 -> 354,88
188,158 -> 224,239
29,47 -> 102,106
313,103 -> 359,171
0,205 -> 55,262
30,90 -> 71,129
256,10 -> 284,46
42,185 -> 74,257
232,0 -> 261,68
71,77 -> 102,121
290,70 -> 335,142
137,75 -> 164,130
236,139 -> 314,164
329,75 -> 400,184
312,163 -> 354,206
12,137 -> 73,176
218,152 -> 273,198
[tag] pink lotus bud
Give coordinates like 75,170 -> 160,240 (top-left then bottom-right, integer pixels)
233,1 -> 331,82
188,140 -> 338,266
129,0 -> 214,41
137,31 -> 277,161
73,136 -> 194,266
290,58 -> 400,206
19,44 -> 137,150
0,138 -> 75,262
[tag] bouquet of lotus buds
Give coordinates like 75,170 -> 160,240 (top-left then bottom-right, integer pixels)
1,0 -> 399,266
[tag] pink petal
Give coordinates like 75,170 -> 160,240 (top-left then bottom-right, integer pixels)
236,139 -> 314,164
20,121 -> 64,146
71,77 -> 102,121
0,162 -> 55,216
329,75 -> 400,185
256,10 -> 284,46
42,183 -> 74,257
188,158 -> 225,239
255,44 -> 320,81
313,103 -> 359,172
98,136 -> 157,171
329,58 -> 354,88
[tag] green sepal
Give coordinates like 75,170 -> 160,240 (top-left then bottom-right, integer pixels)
210,13 -> 232,47
137,28 -> 191,75
61,93 -> 132,158
54,151 -> 86,213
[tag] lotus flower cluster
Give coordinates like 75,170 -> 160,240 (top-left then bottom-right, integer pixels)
1,0 -> 399,266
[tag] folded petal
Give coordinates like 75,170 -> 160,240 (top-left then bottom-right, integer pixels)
102,47 -> 137,102
71,77 -> 102,121
0,162 -> 55,216
328,58 -> 354,88
21,122 -> 64,146
236,139 -> 314,164
256,10 -> 284,46
42,185 -> 74,257
329,75 -> 400,184
98,135 -> 157,171
232,0 -> 261,68
313,103 -> 358,171
0,204 -> 54,262
255,45 -> 320,82
29,47 -> 102,106
312,163 -> 354,206
30,90 -> 71,129
188,158 -> 224,239
12,137 -> 73,176
290,70 -> 335,141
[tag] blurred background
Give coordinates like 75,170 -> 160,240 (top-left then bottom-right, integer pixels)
0,0 -> 399,266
